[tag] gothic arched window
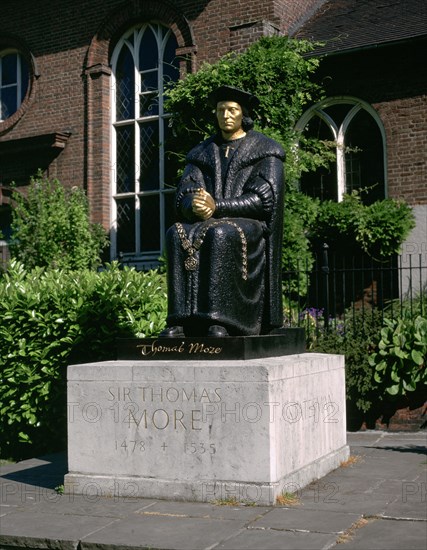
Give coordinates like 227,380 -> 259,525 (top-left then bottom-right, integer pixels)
296,98 -> 386,204
110,24 -> 180,267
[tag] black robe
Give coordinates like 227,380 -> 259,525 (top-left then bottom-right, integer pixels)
165,130 -> 285,336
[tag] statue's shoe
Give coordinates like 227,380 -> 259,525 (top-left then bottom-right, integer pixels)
159,326 -> 185,337
207,325 -> 229,337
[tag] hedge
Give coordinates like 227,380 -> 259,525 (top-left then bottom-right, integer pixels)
0,261 -> 167,460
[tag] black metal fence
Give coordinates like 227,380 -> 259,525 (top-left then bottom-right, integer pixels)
283,245 -> 427,337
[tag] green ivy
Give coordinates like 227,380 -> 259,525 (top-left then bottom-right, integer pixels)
282,187 -> 318,296
165,35 -> 327,184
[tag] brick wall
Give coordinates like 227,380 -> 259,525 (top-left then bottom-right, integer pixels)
377,96 -> 427,204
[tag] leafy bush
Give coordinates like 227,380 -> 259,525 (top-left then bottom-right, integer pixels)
9,173 -> 108,270
369,314 -> 427,396
0,261 -> 167,460
282,188 -> 318,296
310,193 -> 415,259
310,286 -> 426,431
311,309 -> 385,414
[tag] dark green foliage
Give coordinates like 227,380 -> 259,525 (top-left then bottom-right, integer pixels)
10,174 -> 108,270
369,314 -> 427,396
312,292 -> 426,424
165,35 -> 327,183
312,309 -> 385,414
282,191 -> 414,297
282,187 -> 318,295
0,261 -> 167,460
310,193 -> 415,259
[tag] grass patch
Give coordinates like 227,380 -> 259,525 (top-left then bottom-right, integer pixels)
336,517 -> 375,544
212,496 -> 240,506
340,454 -> 363,468
276,491 -> 301,506
0,458 -> 15,467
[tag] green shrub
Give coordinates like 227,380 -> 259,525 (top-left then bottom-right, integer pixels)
311,309 -> 385,414
311,296 -> 426,427
9,173 -> 108,270
0,261 -> 167,460
310,193 -> 415,259
369,314 -> 427,396
282,188 -> 318,297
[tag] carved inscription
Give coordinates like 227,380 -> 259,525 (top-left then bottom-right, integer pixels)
67,385 -> 341,458
137,340 -> 223,357
105,386 -> 222,438
113,439 -> 217,455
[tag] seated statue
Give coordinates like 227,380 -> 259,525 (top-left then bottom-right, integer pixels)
161,85 -> 285,338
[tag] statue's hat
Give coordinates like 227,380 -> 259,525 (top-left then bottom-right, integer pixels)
209,85 -> 259,115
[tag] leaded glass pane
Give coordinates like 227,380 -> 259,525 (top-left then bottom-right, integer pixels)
139,26 -> 158,71
163,33 -> 179,87
346,110 -> 385,203
324,104 -> 352,128
112,24 -> 181,264
116,46 -> 134,121
116,125 -> 135,193
303,114 -> 334,140
139,194 -> 160,252
300,115 -> 337,201
164,190 -> 176,230
116,197 -> 135,254
140,92 -> 159,117
140,69 -> 158,93
163,118 -> 180,189
139,120 -> 159,191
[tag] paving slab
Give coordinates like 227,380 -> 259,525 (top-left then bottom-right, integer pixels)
80,514 -> 247,550
251,507 -> 361,534
0,509 -> 117,549
141,499 -> 270,521
339,517 -> 427,550
0,479 -> 62,508
30,493 -> 158,518
215,528 -> 337,550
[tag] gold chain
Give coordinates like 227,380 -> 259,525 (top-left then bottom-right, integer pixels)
175,221 -> 248,280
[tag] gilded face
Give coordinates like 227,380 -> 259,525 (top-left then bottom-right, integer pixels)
216,101 -> 243,135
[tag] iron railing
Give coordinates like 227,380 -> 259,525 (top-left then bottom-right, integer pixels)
283,245 -> 426,338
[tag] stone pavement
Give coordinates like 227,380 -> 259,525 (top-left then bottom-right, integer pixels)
0,431 -> 426,550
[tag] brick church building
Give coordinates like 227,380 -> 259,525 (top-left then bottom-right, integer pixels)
0,0 -> 426,270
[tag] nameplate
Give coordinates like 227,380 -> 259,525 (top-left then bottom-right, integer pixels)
116,329 -> 305,360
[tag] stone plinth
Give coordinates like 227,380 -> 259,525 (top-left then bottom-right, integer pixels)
65,354 -> 349,505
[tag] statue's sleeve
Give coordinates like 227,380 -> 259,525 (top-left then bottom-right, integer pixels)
214,156 -> 280,221
175,163 -> 204,221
